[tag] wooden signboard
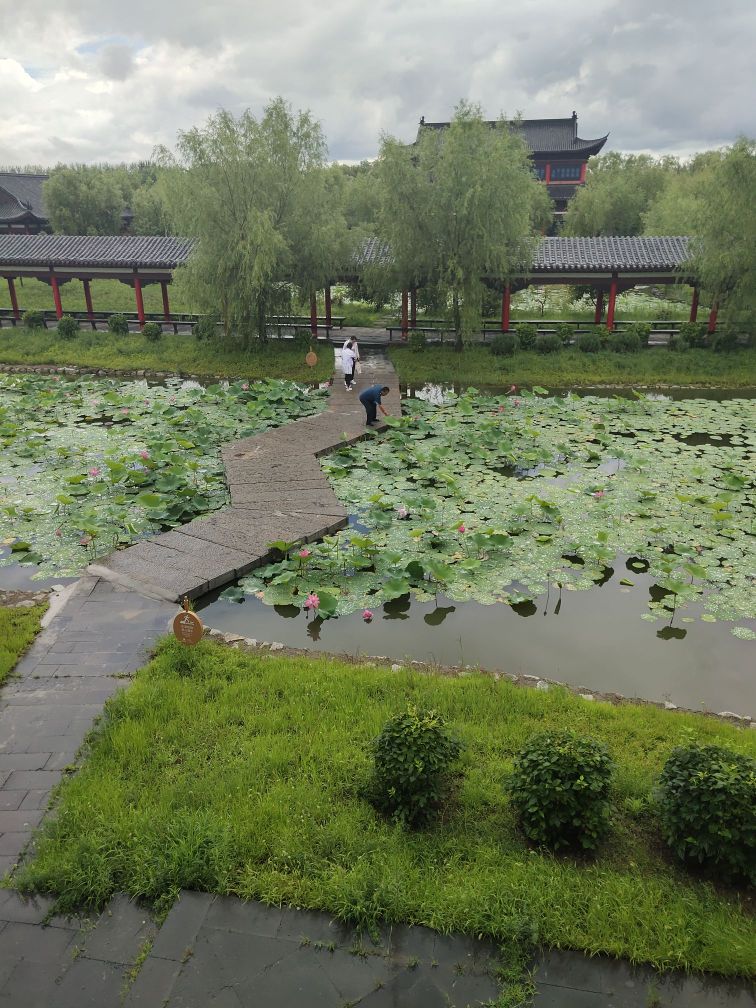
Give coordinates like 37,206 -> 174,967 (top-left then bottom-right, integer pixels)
173,598 -> 203,646
305,351 -> 318,368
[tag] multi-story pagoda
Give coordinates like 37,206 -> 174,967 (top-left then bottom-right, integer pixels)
416,111 -> 608,223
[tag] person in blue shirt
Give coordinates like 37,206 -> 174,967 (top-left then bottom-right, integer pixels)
358,384 -> 391,426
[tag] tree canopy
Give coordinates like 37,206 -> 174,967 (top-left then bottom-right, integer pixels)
158,99 -> 347,344
44,165 -> 126,235
376,103 -> 546,349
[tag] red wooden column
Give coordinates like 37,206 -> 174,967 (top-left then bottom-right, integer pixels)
606,276 -> 618,331
160,281 -> 171,322
133,276 -> 145,326
309,291 -> 318,338
689,285 -> 699,323
501,283 -> 511,331
324,285 -> 332,330
410,287 -> 417,328
83,280 -> 95,327
50,271 -> 63,319
594,289 -> 604,325
7,278 -> 20,321
401,288 -> 409,340
707,300 -> 719,334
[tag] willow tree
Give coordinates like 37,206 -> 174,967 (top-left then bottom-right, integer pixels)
377,103 -> 543,350
158,99 -> 346,345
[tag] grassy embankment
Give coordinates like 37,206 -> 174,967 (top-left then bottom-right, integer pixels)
18,639 -> 756,978
389,346 -> 756,388
0,605 -> 47,687
0,327 -> 334,383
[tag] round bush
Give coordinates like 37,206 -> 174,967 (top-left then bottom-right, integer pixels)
535,333 -> 561,354
491,332 -> 518,356
677,321 -> 708,348
56,315 -> 80,340
107,313 -> 129,336
141,321 -> 162,342
711,326 -> 739,352
668,333 -> 690,352
626,322 -> 651,348
577,332 -> 601,354
509,731 -> 614,852
518,328 -> 536,351
408,330 -> 427,353
608,331 -> 641,353
656,744 -> 755,884
22,310 -> 45,329
368,705 -> 462,826
555,322 -> 575,347
194,314 -> 219,342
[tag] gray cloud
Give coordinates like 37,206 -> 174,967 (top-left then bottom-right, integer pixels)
0,0 -> 753,166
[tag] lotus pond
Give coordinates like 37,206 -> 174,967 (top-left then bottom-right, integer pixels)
206,386 -> 756,713
0,373 -> 326,578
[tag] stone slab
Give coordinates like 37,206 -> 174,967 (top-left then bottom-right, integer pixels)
150,531 -> 258,569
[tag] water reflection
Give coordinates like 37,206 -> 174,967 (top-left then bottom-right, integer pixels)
407,382 -> 756,402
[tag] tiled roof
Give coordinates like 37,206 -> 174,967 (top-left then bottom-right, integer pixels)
0,173 -> 48,222
532,236 -> 690,272
418,115 -> 608,157
0,234 -> 194,269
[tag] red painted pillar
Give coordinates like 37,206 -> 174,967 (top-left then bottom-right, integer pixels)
544,164 -> 551,183
689,285 -> 699,323
50,273 -> 63,319
134,275 -> 145,326
83,279 -> 95,326
309,291 -> 318,338
410,287 -> 417,328
324,285 -> 332,330
501,284 -> 511,331
401,288 -> 409,340
160,281 -> 171,322
594,290 -> 604,325
7,278 -> 20,321
707,301 -> 718,334
606,276 -> 618,331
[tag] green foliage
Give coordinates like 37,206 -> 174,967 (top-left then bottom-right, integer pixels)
44,166 -> 126,235
656,744 -> 756,884
534,333 -> 561,354
377,103 -> 541,350
0,604 -> 46,685
20,640 -> 755,975
608,330 -> 641,353
627,322 -> 652,347
408,330 -> 427,353
194,314 -> 219,341
577,331 -> 601,353
555,322 -> 575,347
23,309 -> 45,329
517,328 -> 536,350
667,333 -> 690,352
711,326 -> 739,352
141,321 -> 162,343
677,321 -> 709,348
510,732 -> 614,852
643,150 -> 725,236
56,315 -> 80,340
491,333 -> 518,356
107,313 -> 129,336
368,705 -> 462,826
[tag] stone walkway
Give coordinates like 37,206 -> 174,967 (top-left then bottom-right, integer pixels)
89,351 -> 401,603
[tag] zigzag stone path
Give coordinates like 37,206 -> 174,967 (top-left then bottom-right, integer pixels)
89,352 -> 401,602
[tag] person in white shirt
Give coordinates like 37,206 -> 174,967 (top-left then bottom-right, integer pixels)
341,339 -> 359,390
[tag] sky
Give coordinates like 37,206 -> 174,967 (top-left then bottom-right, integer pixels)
1,0 -> 754,167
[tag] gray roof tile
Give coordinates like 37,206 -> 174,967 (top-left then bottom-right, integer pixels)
0,233 -> 194,269
0,173 -> 48,221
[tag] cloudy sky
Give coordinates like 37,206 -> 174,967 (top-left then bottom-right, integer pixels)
1,0 -> 754,167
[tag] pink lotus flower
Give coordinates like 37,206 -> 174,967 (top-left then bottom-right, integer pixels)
139,450 -> 150,460
457,523 -> 466,533
241,383 -> 249,390
396,505 -> 409,519
304,592 -> 320,611
593,490 -> 605,499
513,398 -> 521,406
88,467 -> 101,477
362,609 -> 374,622
52,376 -> 60,382
298,548 -> 311,559
509,384 -> 517,393
54,528 -> 62,537
497,405 -> 506,412
121,408 -> 129,414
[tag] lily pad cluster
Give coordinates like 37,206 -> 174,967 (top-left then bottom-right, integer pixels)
235,388 -> 756,637
0,373 -> 326,578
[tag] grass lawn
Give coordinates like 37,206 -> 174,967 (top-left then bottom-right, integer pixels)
389,346 -> 756,388
19,639 -> 755,978
0,605 -> 47,686
0,327 -> 334,382
0,277 -> 177,316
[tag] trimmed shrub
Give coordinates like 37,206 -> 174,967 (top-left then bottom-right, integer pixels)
518,328 -> 536,350
56,315 -> 80,340
608,330 -> 641,353
555,322 -> 575,347
408,330 -> 427,353
141,321 -> 162,342
509,731 -> 614,852
535,333 -> 561,354
711,326 -> 739,352
626,322 -> 652,347
367,705 -> 462,826
22,310 -> 45,329
656,744 -> 756,884
668,333 -> 690,352
107,313 -> 129,336
194,314 -> 220,342
491,332 -> 518,356
677,321 -> 708,348
577,331 -> 601,354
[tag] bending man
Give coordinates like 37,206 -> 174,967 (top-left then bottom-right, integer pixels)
358,384 -> 391,427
